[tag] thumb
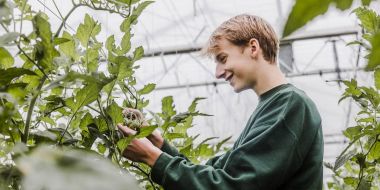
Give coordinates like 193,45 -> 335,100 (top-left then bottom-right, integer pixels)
117,124 -> 137,136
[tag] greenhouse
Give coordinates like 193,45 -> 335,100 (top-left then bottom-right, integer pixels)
0,0 -> 379,189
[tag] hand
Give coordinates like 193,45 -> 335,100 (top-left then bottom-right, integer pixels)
117,124 -> 162,167
123,108 -> 164,149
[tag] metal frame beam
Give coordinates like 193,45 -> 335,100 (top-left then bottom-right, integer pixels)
143,28 -> 359,57
154,67 -> 365,91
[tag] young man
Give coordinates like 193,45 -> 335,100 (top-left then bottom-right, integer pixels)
117,14 -> 324,190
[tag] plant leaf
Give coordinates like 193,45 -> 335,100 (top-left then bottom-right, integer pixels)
368,141 -> 380,160
120,30 -> 131,55
106,35 -> 116,52
97,143 -> 106,154
334,151 -> 355,171
188,97 -> 206,112
0,68 -> 36,85
361,0 -> 371,6
32,13 -> 59,71
117,136 -> 134,151
76,14 -> 101,47
216,136 -> 232,152
357,180 -> 371,190
53,37 -> 70,45
172,112 -> 192,123
197,137 -> 218,148
0,32 -> 20,46
72,83 -> 100,112
94,117 -> 109,134
334,0 -> 353,11
33,13 -> 52,43
135,125 -> 158,138
343,125 -> 362,140
375,68 -> 380,90
79,113 -> 94,138
0,47 -> 14,68
115,0 -> 139,5
367,33 -> 380,71
353,7 -> 380,35
59,31 -> 79,61
133,46 -> 144,61
128,1 -> 154,26
17,146 -> 140,190
162,96 -> 176,118
283,0 -> 331,37
165,133 -> 185,140
106,101 -> 124,126
137,83 -> 155,95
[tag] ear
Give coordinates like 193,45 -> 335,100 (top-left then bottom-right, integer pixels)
248,38 -> 260,59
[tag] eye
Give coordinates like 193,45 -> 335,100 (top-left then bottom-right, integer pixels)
223,56 -> 228,63
219,56 -> 227,63
216,54 -> 227,63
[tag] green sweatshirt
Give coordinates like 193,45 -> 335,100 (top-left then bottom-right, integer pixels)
151,84 -> 323,190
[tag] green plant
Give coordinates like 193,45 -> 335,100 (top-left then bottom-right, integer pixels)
284,1 -> 380,189
0,0 -> 230,189
324,7 -> 380,190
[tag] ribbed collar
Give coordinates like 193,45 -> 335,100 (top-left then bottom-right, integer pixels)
259,83 -> 292,102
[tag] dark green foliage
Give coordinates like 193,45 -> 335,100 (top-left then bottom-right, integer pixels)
283,0 -> 377,37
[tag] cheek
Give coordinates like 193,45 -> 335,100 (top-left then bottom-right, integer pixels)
235,61 -> 251,75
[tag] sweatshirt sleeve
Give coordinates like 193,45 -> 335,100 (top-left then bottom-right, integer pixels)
160,140 -> 181,157
151,92 -> 309,190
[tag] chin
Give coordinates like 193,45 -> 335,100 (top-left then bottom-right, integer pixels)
232,86 -> 246,93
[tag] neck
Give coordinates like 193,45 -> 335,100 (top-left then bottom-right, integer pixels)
252,62 -> 287,96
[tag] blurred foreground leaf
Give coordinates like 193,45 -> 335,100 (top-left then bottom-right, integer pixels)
17,146 -> 140,190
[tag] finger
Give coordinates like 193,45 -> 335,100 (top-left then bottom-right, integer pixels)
149,129 -> 161,136
117,124 -> 137,136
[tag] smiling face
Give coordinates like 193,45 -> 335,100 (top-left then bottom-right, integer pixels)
214,38 -> 261,93
204,14 -> 281,95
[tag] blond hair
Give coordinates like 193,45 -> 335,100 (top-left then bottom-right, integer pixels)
203,14 -> 279,63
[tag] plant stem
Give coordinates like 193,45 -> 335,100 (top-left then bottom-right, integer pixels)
57,110 -> 78,145
17,44 -> 50,79
335,133 -> 366,166
355,135 -> 378,190
119,83 -> 132,107
11,2 -> 15,32
86,105 -> 101,114
96,99 -> 121,163
355,107 -> 378,190
7,128 -> 16,144
19,0 -> 28,34
52,0 -> 65,21
54,4 -> 81,38
32,105 -> 65,129
81,2 -> 128,17
22,75 -> 47,143
130,163 -> 157,190
124,83 -> 138,109
106,82 -> 115,107
355,168 -> 364,190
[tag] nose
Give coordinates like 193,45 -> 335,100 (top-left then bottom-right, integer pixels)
215,63 -> 225,79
